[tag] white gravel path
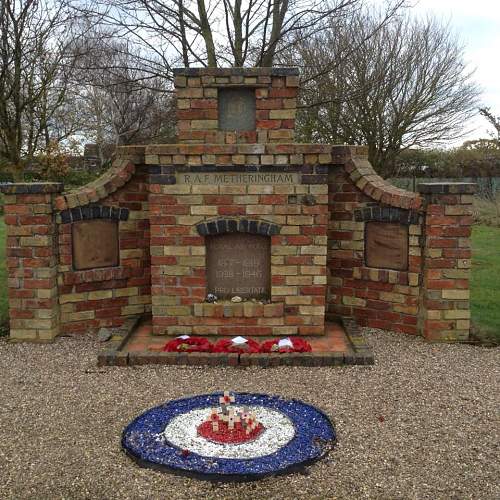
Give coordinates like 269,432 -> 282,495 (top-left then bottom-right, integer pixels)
0,330 -> 498,500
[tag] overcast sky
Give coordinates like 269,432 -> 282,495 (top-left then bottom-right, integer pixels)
399,0 -> 500,143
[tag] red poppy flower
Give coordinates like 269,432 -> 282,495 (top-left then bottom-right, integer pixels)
212,337 -> 261,354
260,337 -> 312,353
162,336 -> 212,353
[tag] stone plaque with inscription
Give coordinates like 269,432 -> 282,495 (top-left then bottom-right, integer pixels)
72,220 -> 119,270
218,88 -> 256,131
365,222 -> 408,271
206,233 -> 270,299
177,172 -> 300,185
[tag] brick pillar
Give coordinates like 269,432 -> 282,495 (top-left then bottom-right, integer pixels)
418,183 -> 476,341
1,183 -> 63,342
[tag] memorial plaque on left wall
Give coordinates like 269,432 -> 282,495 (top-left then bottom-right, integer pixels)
72,220 -> 119,270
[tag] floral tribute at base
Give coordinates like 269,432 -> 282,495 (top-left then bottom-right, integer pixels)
212,337 -> 261,353
122,391 -> 336,480
162,335 -> 212,353
162,335 -> 314,355
260,337 -> 312,353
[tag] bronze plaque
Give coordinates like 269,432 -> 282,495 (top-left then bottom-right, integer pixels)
218,88 -> 256,131
72,220 -> 119,270
365,222 -> 408,271
206,233 -> 270,299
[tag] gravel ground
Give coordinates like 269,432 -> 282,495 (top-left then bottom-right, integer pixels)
0,330 -> 498,500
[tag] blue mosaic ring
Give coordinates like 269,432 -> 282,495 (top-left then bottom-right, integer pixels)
122,392 -> 336,481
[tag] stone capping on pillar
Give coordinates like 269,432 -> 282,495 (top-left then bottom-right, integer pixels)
418,182 -> 477,194
196,218 -> 281,237
173,67 -> 300,78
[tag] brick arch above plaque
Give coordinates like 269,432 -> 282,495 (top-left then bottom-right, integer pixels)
60,204 -> 129,224
354,206 -> 419,225
196,218 -> 281,237
206,233 -> 270,300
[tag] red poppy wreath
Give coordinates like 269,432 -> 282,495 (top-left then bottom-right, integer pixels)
260,337 -> 312,353
212,336 -> 261,354
162,336 -> 212,353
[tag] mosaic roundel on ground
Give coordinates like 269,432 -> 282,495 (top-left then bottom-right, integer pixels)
121,392 -> 336,480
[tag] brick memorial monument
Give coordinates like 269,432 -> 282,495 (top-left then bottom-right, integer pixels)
0,67 -> 476,363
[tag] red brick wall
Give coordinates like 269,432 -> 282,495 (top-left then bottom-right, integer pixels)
418,184 -> 475,340
147,144 -> 330,337
326,147 -> 475,339
174,67 -> 298,144
55,161 -> 151,334
327,168 -> 422,335
0,72 -> 476,344
2,184 -> 61,341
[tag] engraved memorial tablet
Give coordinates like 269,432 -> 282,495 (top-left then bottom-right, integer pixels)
72,220 -> 119,270
206,233 -> 270,299
365,222 -> 408,271
218,88 -> 256,131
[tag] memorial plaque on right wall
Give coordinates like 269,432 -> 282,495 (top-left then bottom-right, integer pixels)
365,222 -> 408,271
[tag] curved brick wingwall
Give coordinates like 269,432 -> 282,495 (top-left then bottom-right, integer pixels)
54,158 -> 137,211
332,145 -> 422,210
51,152 -> 151,335
327,145 -> 424,335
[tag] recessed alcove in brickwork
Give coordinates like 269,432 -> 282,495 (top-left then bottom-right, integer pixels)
206,233 -> 271,300
365,222 -> 408,271
218,88 -> 256,131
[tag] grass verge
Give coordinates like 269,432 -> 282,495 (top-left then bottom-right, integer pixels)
471,225 -> 500,344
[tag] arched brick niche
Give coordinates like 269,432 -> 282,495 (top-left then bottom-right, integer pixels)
196,218 -> 281,237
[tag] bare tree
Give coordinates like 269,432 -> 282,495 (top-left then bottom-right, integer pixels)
73,36 -> 176,162
78,0 -> 367,76
480,107 -> 500,142
0,0 -> 82,180
294,10 -> 481,177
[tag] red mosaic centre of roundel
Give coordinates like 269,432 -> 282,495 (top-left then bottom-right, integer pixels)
197,420 -> 265,444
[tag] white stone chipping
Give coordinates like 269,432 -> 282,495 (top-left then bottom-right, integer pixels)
162,406 -> 295,458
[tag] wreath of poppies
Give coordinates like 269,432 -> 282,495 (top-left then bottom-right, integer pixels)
260,337 -> 312,353
212,338 -> 261,354
163,337 -> 212,353
163,336 -> 313,354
